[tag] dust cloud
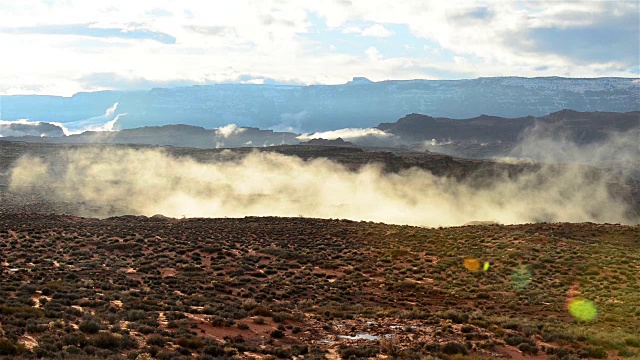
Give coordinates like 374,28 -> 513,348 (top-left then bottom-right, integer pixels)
8,148 -> 636,227
511,124 -> 640,165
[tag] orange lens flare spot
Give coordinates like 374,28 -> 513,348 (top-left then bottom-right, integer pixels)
463,258 -> 481,271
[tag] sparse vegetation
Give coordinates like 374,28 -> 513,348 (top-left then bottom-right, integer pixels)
0,212 -> 637,359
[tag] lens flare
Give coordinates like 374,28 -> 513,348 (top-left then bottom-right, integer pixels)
512,265 -> 532,289
568,298 -> 597,321
464,258 -> 481,271
483,262 -> 490,271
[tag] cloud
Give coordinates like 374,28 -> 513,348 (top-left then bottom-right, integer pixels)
2,23 -> 176,44
365,46 -> 383,61
0,100 -> 127,137
297,128 -> 401,146
76,72 -> 198,90
521,18 -> 639,64
447,6 -> 494,23
184,25 -> 236,36
271,111 -> 310,133
342,24 -> 393,37
9,148 -> 636,226
0,0 -> 637,95
510,123 -> 640,165
51,102 -> 126,135
0,102 -> 125,137
215,124 -> 246,138
342,26 -> 362,34
361,24 -> 393,37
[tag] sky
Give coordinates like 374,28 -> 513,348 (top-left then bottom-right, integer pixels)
0,0 -> 638,96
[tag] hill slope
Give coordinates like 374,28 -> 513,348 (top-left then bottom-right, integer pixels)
0,213 -> 637,359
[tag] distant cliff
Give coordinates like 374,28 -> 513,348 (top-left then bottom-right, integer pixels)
1,77 -> 638,132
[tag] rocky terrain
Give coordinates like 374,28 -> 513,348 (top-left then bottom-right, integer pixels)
0,138 -> 638,359
0,213 -> 638,359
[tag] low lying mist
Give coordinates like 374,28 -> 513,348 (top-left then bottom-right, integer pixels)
511,124 -> 640,165
297,128 -> 402,147
0,103 -> 125,137
9,148 -> 637,227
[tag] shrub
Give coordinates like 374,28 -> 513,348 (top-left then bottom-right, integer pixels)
625,338 -> 640,348
79,320 -> 101,334
270,329 -> 284,338
62,332 -> 89,347
517,343 -> 539,355
0,339 -> 17,356
618,348 -> 637,358
147,335 -> 166,347
202,344 -> 225,357
156,350 -> 180,360
441,342 -> 468,355
379,337 -> 401,357
176,337 -> 203,349
339,345 -> 379,359
504,334 -> 535,347
442,310 -> 469,324
586,346 -> 608,359
92,331 -> 122,349
250,306 -> 273,317
241,299 -> 258,311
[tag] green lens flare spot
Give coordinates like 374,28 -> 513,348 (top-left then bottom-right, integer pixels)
483,262 -> 490,271
568,298 -> 597,321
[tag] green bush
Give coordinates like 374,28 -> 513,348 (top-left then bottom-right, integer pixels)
250,306 -> 273,317
517,343 -> 539,355
79,319 -> 101,334
339,345 -> 379,359
586,346 -> 608,359
91,331 -> 122,349
441,342 -> 468,355
176,337 -> 203,349
146,335 -> 166,347
270,329 -> 284,338
0,339 -> 18,356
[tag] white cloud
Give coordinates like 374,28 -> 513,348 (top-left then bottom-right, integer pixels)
52,103 -> 125,135
361,24 -> 393,37
297,127 -> 402,146
216,124 -> 246,138
299,127 -> 392,140
0,103 -> 124,136
365,46 -> 383,61
342,24 -> 393,37
0,0 -> 637,95
342,26 -> 363,34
